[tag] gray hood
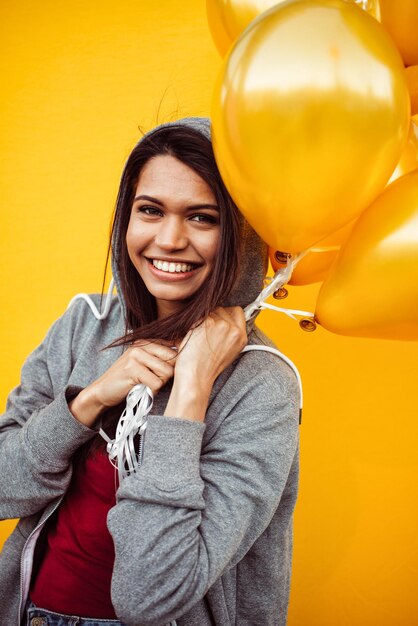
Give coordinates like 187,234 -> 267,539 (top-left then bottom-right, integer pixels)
111,117 -> 267,315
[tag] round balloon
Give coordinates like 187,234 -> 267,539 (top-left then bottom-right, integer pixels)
207,0 -> 292,57
315,170 -> 418,340
379,0 -> 418,66
388,114 -> 418,184
269,221 -> 355,285
365,0 -> 380,20
207,0 -> 381,57
405,66 -> 418,115
212,0 -> 410,255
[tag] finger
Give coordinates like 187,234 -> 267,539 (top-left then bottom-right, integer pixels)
228,306 -> 246,327
132,364 -> 168,394
133,338 -> 175,348
130,350 -> 175,381
131,341 -> 178,362
212,307 -> 231,321
123,347 -> 174,380
218,307 -> 248,349
144,344 -> 178,363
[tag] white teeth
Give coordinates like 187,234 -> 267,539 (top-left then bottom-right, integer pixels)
152,259 -> 195,273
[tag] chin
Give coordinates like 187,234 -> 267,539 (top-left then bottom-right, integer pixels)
152,286 -> 195,304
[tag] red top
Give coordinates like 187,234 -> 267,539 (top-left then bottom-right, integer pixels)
30,448 -> 118,619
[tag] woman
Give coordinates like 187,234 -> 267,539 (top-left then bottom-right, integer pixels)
0,117 -> 300,626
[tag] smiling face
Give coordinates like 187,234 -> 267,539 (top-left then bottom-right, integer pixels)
126,154 -> 221,319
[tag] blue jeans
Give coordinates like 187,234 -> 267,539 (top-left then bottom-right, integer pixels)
26,601 -> 123,626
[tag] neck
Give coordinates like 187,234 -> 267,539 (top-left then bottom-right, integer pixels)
156,299 -> 184,320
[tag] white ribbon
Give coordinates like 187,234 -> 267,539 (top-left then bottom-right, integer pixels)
99,384 -> 153,482
244,250 -> 309,319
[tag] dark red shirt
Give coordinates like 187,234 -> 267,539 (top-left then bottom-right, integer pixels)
31,448 -> 118,619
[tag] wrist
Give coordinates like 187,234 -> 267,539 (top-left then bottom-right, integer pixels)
164,376 -> 212,423
173,367 -> 214,395
68,385 -> 106,427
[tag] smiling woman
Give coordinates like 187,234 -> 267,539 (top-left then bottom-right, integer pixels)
0,117 -> 300,626
112,120 -> 243,347
127,154 -> 221,318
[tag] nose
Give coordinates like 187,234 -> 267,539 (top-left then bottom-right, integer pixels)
154,216 -> 188,250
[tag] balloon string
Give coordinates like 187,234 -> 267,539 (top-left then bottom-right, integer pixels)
244,249 -> 313,321
258,301 -> 315,321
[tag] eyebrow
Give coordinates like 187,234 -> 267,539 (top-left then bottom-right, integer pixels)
133,194 -> 219,211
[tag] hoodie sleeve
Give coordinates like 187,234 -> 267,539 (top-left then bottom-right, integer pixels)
0,304 -> 99,520
107,350 -> 300,626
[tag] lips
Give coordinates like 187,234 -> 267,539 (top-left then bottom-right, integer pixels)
145,257 -> 202,281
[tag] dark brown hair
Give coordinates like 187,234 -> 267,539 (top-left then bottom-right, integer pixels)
111,124 -> 242,346
80,124 -> 242,460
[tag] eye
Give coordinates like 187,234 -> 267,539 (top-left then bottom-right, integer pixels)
137,206 -> 163,217
189,213 -> 218,224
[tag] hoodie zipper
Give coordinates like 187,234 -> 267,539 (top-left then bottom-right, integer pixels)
136,421 -> 147,469
18,498 -> 62,624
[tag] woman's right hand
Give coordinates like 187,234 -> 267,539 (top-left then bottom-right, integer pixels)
69,341 -> 177,427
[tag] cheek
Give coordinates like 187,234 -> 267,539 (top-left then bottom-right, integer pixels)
204,230 -> 221,266
125,226 -> 135,264
126,217 -> 146,256
125,222 -> 134,253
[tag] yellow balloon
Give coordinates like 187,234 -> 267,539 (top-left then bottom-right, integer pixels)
270,246 -> 336,285
379,0 -> 418,67
269,221 -> 355,285
315,170 -> 418,340
388,114 -> 418,184
355,0 -> 381,21
206,0 -> 289,57
405,66 -> 418,115
207,0 -> 381,57
212,0 -> 410,255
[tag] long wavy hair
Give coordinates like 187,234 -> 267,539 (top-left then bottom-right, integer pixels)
79,125 -> 243,459
110,124 -> 242,346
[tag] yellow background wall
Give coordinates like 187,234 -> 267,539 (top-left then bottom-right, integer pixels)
1,1 -> 417,624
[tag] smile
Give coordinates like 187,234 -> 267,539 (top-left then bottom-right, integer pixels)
149,259 -> 199,273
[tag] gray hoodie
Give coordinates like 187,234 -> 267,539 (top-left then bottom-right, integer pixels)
0,118 -> 300,626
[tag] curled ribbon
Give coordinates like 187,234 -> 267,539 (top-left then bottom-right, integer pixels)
100,384 -> 153,482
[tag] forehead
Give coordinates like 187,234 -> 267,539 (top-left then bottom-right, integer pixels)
135,155 -> 214,200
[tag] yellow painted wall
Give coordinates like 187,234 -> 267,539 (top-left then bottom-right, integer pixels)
0,1 -> 417,624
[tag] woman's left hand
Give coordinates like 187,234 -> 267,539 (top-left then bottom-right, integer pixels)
164,307 -> 247,422
176,306 -> 247,383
